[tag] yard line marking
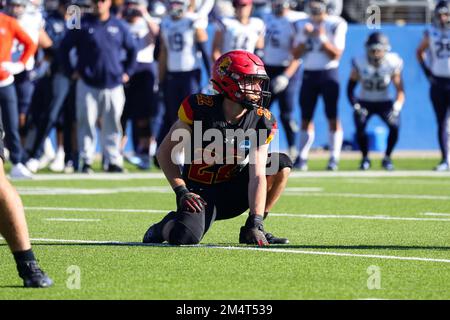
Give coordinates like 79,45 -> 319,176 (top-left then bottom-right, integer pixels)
44,218 -> 101,222
6,237 -> 449,264
423,213 -> 450,217
283,192 -> 450,201
23,170 -> 450,181
270,213 -> 450,222
24,206 -> 450,222
342,178 -> 450,186
26,207 -> 168,214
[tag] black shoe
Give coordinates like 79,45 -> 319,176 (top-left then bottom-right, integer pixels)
81,163 -> 94,174
264,232 -> 290,245
359,157 -> 371,171
143,211 -> 177,243
107,164 -> 125,173
17,260 -> 53,288
382,157 -> 394,171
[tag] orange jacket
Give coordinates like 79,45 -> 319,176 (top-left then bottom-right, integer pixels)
0,12 -> 37,81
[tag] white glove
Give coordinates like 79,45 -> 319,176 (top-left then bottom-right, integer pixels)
392,100 -> 403,116
1,62 -> 25,75
272,74 -> 289,94
353,103 -> 368,117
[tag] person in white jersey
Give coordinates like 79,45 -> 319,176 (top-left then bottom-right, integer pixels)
348,32 -> 405,171
262,0 -> 306,162
157,0 -> 209,144
287,0 -> 347,171
121,0 -> 160,170
417,0 -> 450,171
211,0 -> 265,62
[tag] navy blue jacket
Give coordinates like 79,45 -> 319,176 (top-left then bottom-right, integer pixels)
60,14 -> 137,89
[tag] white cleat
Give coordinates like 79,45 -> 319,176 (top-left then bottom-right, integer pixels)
10,163 -> 33,179
25,158 -> 40,173
38,138 -> 56,169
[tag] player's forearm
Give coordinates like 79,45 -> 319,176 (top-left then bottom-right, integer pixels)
283,59 -> 301,79
248,175 -> 267,217
321,41 -> 342,60
157,149 -> 185,189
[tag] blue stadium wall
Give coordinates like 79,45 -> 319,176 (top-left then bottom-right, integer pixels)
203,24 -> 438,151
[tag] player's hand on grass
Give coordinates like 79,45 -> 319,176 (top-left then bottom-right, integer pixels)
239,214 -> 269,246
174,185 -> 207,213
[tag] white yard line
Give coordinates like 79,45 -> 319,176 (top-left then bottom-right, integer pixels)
24,206 -> 450,222
423,213 -> 450,217
283,192 -> 450,201
44,218 -> 101,222
21,171 -> 450,181
1,237 -> 446,264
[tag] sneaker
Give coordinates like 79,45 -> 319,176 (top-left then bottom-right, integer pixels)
264,232 -> 290,245
49,147 -> 65,172
359,157 -> 371,171
25,158 -> 40,173
64,160 -> 75,174
382,156 -> 394,171
124,153 -> 142,167
143,211 -> 177,244
106,164 -> 126,173
434,161 -> 449,171
17,260 -> 53,288
81,163 -> 94,174
38,138 -> 56,169
294,157 -> 308,171
10,163 -> 33,179
288,146 -> 299,163
327,157 -> 339,171
137,155 -> 151,170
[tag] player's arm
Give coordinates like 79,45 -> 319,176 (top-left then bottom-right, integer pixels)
156,119 -> 191,189
195,27 -> 210,75
392,71 -> 405,114
248,143 -> 269,218
347,66 -> 360,106
416,34 -> 432,78
158,33 -> 168,83
211,28 -> 223,63
319,22 -> 346,60
38,27 -> 53,49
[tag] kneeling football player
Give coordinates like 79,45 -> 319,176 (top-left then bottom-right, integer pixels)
143,50 -> 291,245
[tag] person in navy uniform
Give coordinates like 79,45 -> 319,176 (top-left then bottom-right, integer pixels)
417,0 -> 450,171
143,50 -> 292,245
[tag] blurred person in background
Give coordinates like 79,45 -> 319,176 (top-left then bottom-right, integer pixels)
60,0 -> 137,173
157,0 -> 209,147
348,32 -> 405,171
211,0 -> 265,62
262,0 -> 306,162
289,0 -> 347,171
417,0 -> 450,171
0,7 -> 37,178
120,0 -> 159,170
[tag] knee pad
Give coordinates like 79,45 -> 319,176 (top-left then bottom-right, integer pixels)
168,221 -> 202,245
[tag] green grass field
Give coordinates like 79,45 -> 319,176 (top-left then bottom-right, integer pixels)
1,158 -> 450,300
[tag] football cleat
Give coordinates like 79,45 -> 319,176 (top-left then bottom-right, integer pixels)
382,157 -> 394,171
264,232 -> 289,245
434,161 -> 449,171
81,163 -> 94,174
17,261 -> 53,288
294,157 -> 308,171
326,157 -> 339,171
359,157 -> 371,171
106,164 -> 126,173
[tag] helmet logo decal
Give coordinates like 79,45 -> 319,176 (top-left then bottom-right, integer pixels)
218,56 -> 232,78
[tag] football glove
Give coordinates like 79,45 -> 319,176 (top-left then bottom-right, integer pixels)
387,101 -> 402,126
174,185 -> 207,213
239,214 -> 269,246
271,74 -> 289,94
353,103 -> 369,118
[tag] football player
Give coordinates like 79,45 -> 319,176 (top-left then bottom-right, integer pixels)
0,112 -> 53,287
289,0 -> 347,171
211,0 -> 265,62
157,0 -> 210,146
121,0 -> 160,170
263,0 -> 306,162
143,50 -> 292,245
417,0 -> 450,171
348,32 -> 405,171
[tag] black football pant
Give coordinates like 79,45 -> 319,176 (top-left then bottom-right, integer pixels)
430,77 -> 450,162
354,100 -> 399,158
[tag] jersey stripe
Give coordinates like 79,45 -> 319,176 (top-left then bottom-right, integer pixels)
178,98 -> 194,125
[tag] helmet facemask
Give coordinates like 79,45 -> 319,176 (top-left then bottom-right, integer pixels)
229,73 -> 271,109
168,0 -> 187,18
366,43 -> 388,66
